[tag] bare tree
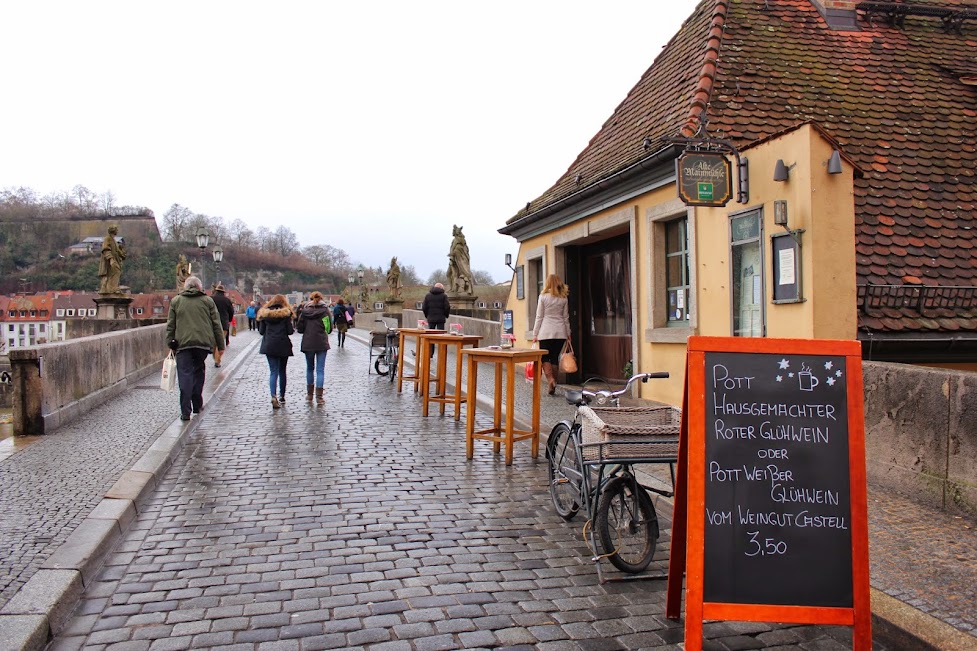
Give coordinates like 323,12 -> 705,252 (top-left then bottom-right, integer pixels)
255,226 -> 272,252
472,269 -> 495,285
270,225 -> 299,257
426,269 -> 447,286
161,204 -> 196,242
227,218 -> 257,249
303,245 -> 329,265
401,264 -> 421,286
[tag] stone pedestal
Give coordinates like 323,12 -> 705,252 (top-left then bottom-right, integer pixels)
384,298 -> 404,316
94,295 -> 134,320
447,293 -> 478,316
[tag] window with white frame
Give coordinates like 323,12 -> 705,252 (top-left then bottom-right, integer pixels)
88,308 -> 96,316
493,301 -> 502,309
137,308 -> 144,315
56,309 -> 64,317
666,218 -> 691,326
67,309 -> 75,316
477,301 -> 486,308
7,325 -> 12,332
731,209 -> 764,337
374,302 -> 384,310
39,324 -> 45,333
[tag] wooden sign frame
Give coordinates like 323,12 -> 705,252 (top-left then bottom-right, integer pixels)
666,336 -> 871,651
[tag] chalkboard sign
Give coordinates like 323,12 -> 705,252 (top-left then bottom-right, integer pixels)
667,336 -> 871,651
704,350 -> 851,606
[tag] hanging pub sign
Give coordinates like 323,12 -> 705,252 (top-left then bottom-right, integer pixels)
676,151 -> 734,207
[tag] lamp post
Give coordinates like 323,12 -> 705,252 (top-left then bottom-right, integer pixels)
212,245 -> 223,284
347,272 -> 355,303
357,268 -> 365,311
195,227 -> 210,286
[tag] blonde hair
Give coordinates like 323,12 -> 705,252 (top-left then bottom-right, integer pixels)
542,274 -> 568,298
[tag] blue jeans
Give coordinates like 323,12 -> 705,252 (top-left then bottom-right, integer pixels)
267,356 -> 288,397
305,350 -> 327,388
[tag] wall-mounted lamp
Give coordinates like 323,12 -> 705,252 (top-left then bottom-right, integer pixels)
774,199 -> 789,226
773,159 -> 794,182
505,253 -> 515,271
827,149 -> 843,175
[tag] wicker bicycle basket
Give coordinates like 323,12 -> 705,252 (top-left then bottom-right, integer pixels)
579,405 -> 681,462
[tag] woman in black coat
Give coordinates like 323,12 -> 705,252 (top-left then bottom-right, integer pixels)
296,291 -> 331,405
257,294 -> 294,409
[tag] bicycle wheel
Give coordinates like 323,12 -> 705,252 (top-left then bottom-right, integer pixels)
388,347 -> 398,383
595,475 -> 659,573
547,422 -> 581,521
375,353 -> 391,376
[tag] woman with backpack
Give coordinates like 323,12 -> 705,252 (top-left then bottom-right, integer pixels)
257,294 -> 294,409
333,298 -> 354,348
296,291 -> 331,405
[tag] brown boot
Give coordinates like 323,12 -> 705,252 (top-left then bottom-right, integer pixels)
315,387 -> 325,406
306,384 -> 314,402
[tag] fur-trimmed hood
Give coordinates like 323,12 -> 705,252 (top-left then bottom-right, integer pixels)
257,305 -> 293,321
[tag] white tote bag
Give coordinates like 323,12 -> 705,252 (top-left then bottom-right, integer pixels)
160,352 -> 177,392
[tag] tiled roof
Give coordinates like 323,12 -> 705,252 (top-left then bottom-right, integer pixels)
506,0 -> 977,334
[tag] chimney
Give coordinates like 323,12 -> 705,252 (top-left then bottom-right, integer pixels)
808,0 -> 860,30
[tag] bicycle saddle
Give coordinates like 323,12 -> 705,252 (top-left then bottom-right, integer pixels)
563,390 -> 591,407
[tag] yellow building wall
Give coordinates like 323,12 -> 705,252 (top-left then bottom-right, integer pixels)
503,124 -> 857,409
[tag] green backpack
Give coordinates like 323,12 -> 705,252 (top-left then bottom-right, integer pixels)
322,313 -> 333,335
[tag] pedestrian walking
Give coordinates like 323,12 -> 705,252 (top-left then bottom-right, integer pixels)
333,298 -> 354,348
532,273 -> 571,395
422,282 -> 450,357
296,291 -> 331,405
257,294 -> 294,409
246,301 -> 258,331
165,276 -> 225,420
211,283 -> 235,366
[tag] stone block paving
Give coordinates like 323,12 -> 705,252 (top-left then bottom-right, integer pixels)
49,335 -> 885,650
0,332 -> 256,610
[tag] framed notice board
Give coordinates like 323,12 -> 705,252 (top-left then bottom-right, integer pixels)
666,336 -> 871,651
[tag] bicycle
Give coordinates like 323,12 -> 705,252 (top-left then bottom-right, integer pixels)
546,371 -> 676,578
372,319 -> 399,383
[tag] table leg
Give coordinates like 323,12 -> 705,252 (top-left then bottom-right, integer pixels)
453,343 -> 464,421
396,333 -> 406,393
505,359 -> 515,465
465,358 -> 477,459
437,343 -> 448,416
532,359 -> 541,458
493,362 -> 502,455
421,341 -> 431,417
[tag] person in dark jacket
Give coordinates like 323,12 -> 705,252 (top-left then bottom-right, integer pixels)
296,291 -> 331,405
257,294 -> 294,409
422,282 -> 450,358
422,282 -> 450,329
211,283 -> 235,365
332,299 -> 354,348
165,276 -> 226,421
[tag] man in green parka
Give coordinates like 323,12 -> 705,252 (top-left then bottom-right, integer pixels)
166,276 -> 225,421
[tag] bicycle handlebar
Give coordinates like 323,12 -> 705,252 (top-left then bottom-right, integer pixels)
571,371 -> 670,407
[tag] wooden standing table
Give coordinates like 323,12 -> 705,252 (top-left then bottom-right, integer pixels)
396,328 -> 444,393
418,333 -> 482,419
461,346 -> 546,465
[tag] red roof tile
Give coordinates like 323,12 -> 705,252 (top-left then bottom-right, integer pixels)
504,0 -> 977,335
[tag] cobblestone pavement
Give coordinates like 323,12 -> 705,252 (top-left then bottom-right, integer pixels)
48,333 -> 893,651
0,332 -> 256,610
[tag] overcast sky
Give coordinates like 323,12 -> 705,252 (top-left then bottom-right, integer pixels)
1,1 -> 698,283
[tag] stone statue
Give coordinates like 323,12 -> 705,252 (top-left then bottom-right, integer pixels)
97,225 -> 127,294
447,225 -> 474,295
386,256 -> 402,299
175,254 -> 190,289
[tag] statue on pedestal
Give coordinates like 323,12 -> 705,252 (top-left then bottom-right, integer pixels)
98,225 -> 127,295
446,225 -> 474,295
175,254 -> 190,289
386,256 -> 403,299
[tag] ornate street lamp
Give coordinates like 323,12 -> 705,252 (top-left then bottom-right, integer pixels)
212,245 -> 223,284
195,227 -> 209,285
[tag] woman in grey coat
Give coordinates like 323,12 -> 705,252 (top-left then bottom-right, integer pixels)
296,291 -> 331,405
532,274 -> 571,395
